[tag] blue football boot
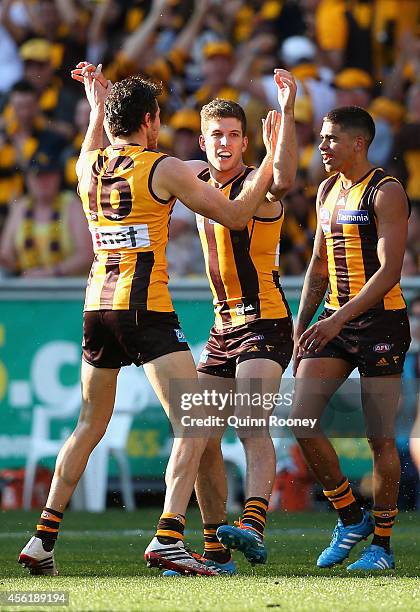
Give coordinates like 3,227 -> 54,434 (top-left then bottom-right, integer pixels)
347,545 -> 395,571
317,510 -> 374,568
216,523 -> 267,565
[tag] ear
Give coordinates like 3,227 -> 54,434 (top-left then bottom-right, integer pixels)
144,112 -> 152,128
354,135 -> 365,152
199,134 -> 206,152
242,135 -> 248,153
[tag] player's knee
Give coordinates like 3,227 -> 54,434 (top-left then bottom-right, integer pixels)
75,418 -> 107,444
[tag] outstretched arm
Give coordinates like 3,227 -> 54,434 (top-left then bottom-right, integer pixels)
269,69 -> 298,200
73,64 -> 112,178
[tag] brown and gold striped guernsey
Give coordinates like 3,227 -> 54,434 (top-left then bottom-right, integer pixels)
196,166 -> 289,330
319,167 -> 409,311
78,145 -> 175,311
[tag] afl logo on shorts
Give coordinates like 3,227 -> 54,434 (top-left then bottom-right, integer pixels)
373,343 -> 391,353
320,207 -> 330,233
175,329 -> 187,342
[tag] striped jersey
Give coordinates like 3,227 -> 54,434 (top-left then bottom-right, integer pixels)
197,166 -> 289,330
78,145 -> 175,311
319,167 -> 408,311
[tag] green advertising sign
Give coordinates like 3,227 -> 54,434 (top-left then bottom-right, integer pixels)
0,283 -> 372,483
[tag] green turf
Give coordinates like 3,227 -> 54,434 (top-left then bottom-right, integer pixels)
1,509 -> 419,611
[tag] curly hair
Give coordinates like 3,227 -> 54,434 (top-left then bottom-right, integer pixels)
200,99 -> 247,135
105,76 -> 162,137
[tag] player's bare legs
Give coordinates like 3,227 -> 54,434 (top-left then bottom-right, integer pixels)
143,351 -> 224,575
144,350 -> 210,516
46,361 -> 119,512
194,373 -> 232,526
215,359 -> 283,565
18,361 -> 119,574
358,375 -> 401,558
236,359 -> 283,500
291,358 -> 353,488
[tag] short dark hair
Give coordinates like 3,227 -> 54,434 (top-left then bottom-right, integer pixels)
324,106 -> 375,146
200,99 -> 247,134
105,76 -> 162,137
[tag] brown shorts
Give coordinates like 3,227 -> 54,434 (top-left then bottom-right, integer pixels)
82,310 -> 190,369
197,317 -> 293,378
301,308 -> 411,377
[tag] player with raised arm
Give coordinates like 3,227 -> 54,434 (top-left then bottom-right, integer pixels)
290,106 -> 410,571
18,64 -> 279,577
162,70 -> 296,573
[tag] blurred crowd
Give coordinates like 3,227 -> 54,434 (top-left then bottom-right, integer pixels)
0,0 -> 418,278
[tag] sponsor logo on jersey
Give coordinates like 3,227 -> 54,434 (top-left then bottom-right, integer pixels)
376,357 -> 389,367
91,224 -> 151,249
175,329 -> 187,343
373,343 -> 392,353
247,345 -> 259,352
336,209 -> 370,225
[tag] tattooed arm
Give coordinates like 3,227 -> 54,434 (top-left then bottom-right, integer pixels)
293,183 -> 329,374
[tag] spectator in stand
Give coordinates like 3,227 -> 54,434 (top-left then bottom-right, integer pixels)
389,84 -> 420,205
169,107 -> 203,162
0,150 -> 92,277
166,107 -> 205,277
314,0 -> 419,77
0,79 -> 67,232
91,0 -> 210,118
62,97 -> 92,191
2,0 -> 88,79
280,171 -> 316,275
16,38 -> 78,138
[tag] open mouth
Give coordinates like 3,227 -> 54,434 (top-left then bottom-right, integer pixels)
217,151 -> 232,160
322,154 -> 334,163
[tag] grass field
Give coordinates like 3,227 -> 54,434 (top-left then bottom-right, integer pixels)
1,509 -> 419,611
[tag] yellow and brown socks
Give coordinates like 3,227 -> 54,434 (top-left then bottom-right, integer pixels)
203,522 -> 231,563
35,507 -> 63,552
323,478 -> 363,526
240,497 -> 269,539
156,512 -> 185,544
371,508 -> 397,553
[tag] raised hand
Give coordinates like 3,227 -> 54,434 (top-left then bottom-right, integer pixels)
71,61 -> 109,88
262,109 -> 281,158
75,63 -> 112,111
274,69 -> 297,114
